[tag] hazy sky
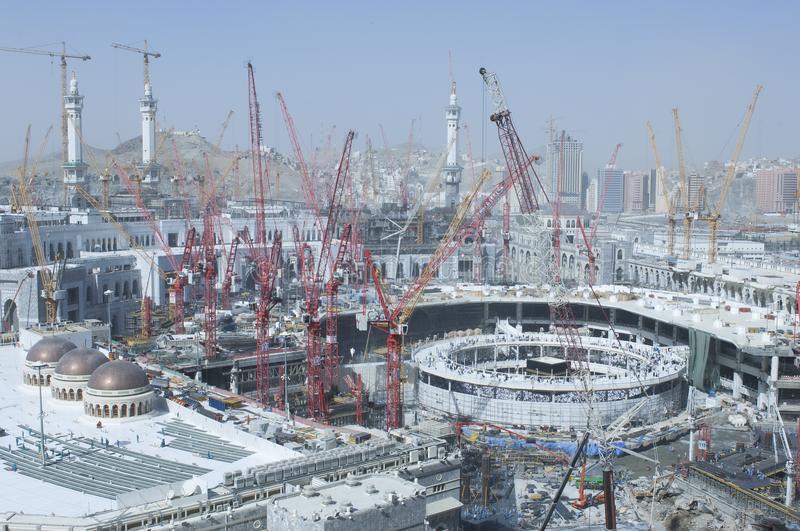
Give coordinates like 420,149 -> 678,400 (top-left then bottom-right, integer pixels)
1,1 -> 798,173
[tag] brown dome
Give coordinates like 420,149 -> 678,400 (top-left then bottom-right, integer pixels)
26,337 -> 78,364
87,360 -> 149,391
55,348 -> 108,376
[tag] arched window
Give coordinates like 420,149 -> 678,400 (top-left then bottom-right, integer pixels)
112,405 -> 118,418
69,389 -> 75,400
66,242 -> 73,259
113,238 -> 117,251
121,404 -> 127,417
130,403 -> 137,417
617,249 -> 623,260
132,279 -> 139,296
77,389 -> 82,400
114,282 -> 120,297
103,405 -> 110,417
123,281 -> 130,299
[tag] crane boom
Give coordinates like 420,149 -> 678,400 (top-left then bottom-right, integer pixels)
480,67 -> 547,213
704,85 -> 762,263
673,108 -> 694,260
111,40 -> 160,87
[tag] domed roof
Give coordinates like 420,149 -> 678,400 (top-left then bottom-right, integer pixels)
26,337 -> 78,364
87,360 -> 149,391
55,348 -> 108,377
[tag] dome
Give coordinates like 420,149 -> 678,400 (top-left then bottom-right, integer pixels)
55,348 -> 108,377
87,360 -> 149,391
26,337 -> 78,364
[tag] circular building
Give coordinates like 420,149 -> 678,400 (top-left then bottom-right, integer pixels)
51,347 -> 109,401
23,336 -> 78,386
414,332 -> 687,431
84,360 -> 155,419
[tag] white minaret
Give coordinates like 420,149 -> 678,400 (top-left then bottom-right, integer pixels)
62,73 -> 87,206
138,82 -> 160,184
443,82 -> 462,209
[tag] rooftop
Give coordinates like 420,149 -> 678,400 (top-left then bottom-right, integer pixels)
0,344 -> 298,518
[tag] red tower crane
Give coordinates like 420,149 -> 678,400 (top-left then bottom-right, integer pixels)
365,168 -> 495,430
201,203 -> 217,361
479,68 -> 549,213
255,232 -> 282,407
276,92 -> 322,226
172,227 -> 196,334
343,373 -> 365,425
302,131 -> 354,421
220,235 -> 239,310
324,224 -> 352,388
247,63 -> 268,245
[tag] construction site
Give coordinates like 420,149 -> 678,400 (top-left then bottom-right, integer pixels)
1,11 -> 800,530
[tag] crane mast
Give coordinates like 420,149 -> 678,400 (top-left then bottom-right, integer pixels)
304,131 -> 354,421
673,108 -> 695,260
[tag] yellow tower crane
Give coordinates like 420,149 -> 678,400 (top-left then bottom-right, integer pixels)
646,122 -> 677,257
700,85 -> 763,264
111,40 -> 160,88
17,126 -> 62,323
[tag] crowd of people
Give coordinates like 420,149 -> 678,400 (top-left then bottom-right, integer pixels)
416,332 -> 687,398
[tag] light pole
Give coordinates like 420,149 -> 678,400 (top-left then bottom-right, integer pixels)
32,362 -> 46,467
104,289 -> 114,345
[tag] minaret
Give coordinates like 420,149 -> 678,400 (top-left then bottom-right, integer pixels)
443,82 -> 462,209
62,73 -> 87,206
137,82 -> 160,185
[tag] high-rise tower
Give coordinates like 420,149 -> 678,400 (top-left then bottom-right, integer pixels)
62,73 -> 87,206
546,134 -> 583,205
443,82 -> 462,209
137,82 -> 160,185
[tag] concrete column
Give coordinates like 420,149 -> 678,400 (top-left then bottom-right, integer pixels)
771,355 -> 779,384
732,371 -> 742,400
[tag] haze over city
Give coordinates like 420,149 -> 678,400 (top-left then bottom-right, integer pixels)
1,1 -> 798,169
1,3 -> 800,530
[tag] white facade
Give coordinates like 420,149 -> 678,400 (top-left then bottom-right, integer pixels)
139,83 -> 159,183
442,82 -> 462,209
414,333 -> 686,430
62,74 -> 87,205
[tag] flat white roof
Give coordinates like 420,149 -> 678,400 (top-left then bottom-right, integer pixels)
0,344 -> 298,518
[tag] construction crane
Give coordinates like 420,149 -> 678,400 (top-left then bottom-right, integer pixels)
220,234 -> 240,310
215,110 -> 234,151
110,40 -> 161,88
0,43 -> 91,165
16,126 -> 64,323
276,92 -> 321,226
343,373 -> 365,426
255,231 -> 282,407
246,63 -> 268,245
673,109 -> 696,260
479,67 -> 548,213
302,131 -> 354,421
365,168 -> 491,430
646,122 -> 678,257
576,143 -> 622,284
201,200 -> 217,361
699,85 -> 762,263
324,224 -> 352,388
171,227 -> 196,334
